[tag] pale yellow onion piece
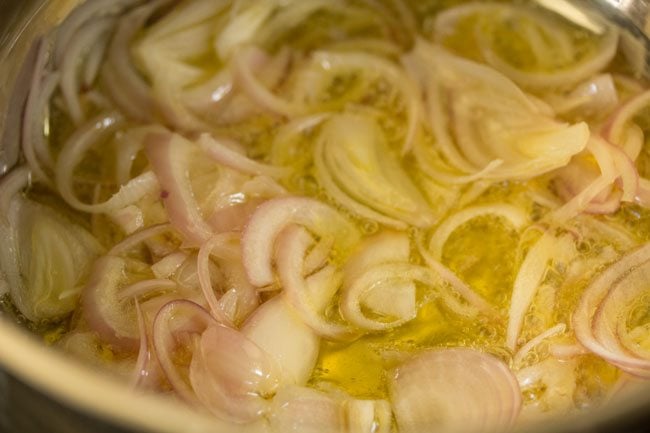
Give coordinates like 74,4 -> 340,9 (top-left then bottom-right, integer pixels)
215,0 -> 275,59
188,324 -> 280,423
506,233 -> 577,350
434,3 -> 619,89
340,263 -> 418,331
406,40 -> 589,182
428,204 -> 529,261
513,323 -> 566,367
151,251 -> 188,279
56,114 -> 162,214
144,0 -> 227,41
343,230 -> 411,285
198,133 -> 290,179
315,113 -> 434,228
389,348 -> 521,433
592,260 -> 650,367
10,198 -> 103,322
416,235 -> 497,318
242,296 -> 319,386
341,231 -> 416,330
477,18 -> 618,90
516,358 -> 578,414
311,50 -> 422,154
573,243 -> 650,376
269,385 -> 391,433
549,137 -> 623,222
275,225 -> 359,340
241,196 -> 360,288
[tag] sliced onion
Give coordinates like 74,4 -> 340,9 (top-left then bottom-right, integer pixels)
416,237 -> 497,317
188,323 -> 280,423
198,133 -> 290,178
546,74 -> 619,117
270,385 -> 391,433
507,233 -> 576,350
405,39 -> 588,182
59,16 -> 116,124
341,263 -> 417,331
515,357 -> 577,413
513,323 -> 566,367
81,255 -> 139,351
197,233 -> 240,325
344,231 -> 410,286
311,50 -> 422,154
434,3 -> 618,89
102,1 -> 165,122
151,251 -> 188,279
1,39 -> 40,176
389,348 -> 521,433
207,198 -> 264,233
107,223 -> 174,256
241,196 -> 359,287
118,278 -> 177,300
315,113 -> 434,228
548,343 -> 589,360
428,204 -> 529,261
242,296 -> 319,386
108,204 -> 145,234
0,166 -> 30,218
276,225 -> 358,340
145,131 -> 214,245
21,39 -> 57,185
152,299 -> 221,402
573,242 -> 650,376
232,46 -> 303,117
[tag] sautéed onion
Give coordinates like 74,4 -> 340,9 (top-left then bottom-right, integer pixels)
2,0 -> 650,432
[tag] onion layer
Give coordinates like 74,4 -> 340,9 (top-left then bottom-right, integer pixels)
389,348 -> 521,433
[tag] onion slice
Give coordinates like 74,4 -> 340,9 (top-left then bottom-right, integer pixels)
242,296 -> 320,386
573,242 -> 650,376
389,348 -> 521,433
275,225 -> 358,340
145,131 -> 214,245
241,196 -> 359,287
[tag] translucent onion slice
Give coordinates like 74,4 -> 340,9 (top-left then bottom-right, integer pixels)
405,39 -> 589,183
341,263 -> 417,331
153,299 -> 280,422
342,231 -> 416,326
102,1 -> 165,122
145,131 -> 214,245
198,133 -> 290,178
2,197 -> 103,322
275,225 -> 358,340
270,386 -> 391,433
434,3 -> 618,89
315,113 -> 434,228
513,323 -> 566,367
81,256 -> 139,351
573,243 -> 650,376
197,233 -> 241,325
428,204 -> 529,261
189,323 -> 280,423
55,113 -> 161,213
310,50 -> 422,154
242,296 -> 319,386
59,16 -> 115,125
241,196 -> 359,287
506,233 -> 576,350
546,74 -> 619,117
389,348 -> 521,433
